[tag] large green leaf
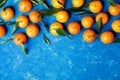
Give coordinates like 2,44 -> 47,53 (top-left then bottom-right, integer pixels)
40,8 -> 62,16
0,0 -> 7,8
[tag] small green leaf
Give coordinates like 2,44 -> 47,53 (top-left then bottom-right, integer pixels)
81,2 -> 90,9
55,28 -> 71,39
0,0 -> 7,8
30,0 -> 38,6
0,38 -> 13,44
97,18 -> 102,32
108,0 -> 115,6
21,43 -> 28,55
12,22 -> 19,34
4,21 -> 16,25
40,8 -> 62,16
68,7 -> 83,12
42,34 -> 50,44
77,10 -> 92,15
37,0 -> 49,8
41,19 -> 49,32
113,38 -> 120,43
57,0 -> 64,8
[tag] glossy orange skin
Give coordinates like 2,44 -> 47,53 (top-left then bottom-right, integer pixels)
56,10 -> 69,23
81,16 -> 94,28
19,0 -> 32,12
29,10 -> 42,23
96,12 -> 109,25
72,0 -> 84,8
16,15 -> 29,28
112,20 -> 120,33
1,7 -> 14,20
0,26 -> 6,37
50,22 -> 64,36
83,29 -> 96,42
100,31 -> 114,44
52,0 -> 65,8
26,24 -> 39,38
68,22 -> 81,35
109,4 -> 120,16
13,33 -> 27,46
89,1 -> 102,13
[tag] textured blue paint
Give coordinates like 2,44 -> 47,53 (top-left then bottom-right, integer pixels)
0,0 -> 120,80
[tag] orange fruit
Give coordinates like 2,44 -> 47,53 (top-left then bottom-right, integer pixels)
0,26 -> 6,37
50,22 -> 64,36
83,29 -> 96,42
72,0 -> 84,8
29,10 -> 42,23
26,24 -> 39,38
68,22 -> 81,35
109,4 -> 120,16
52,0 -> 65,8
100,31 -> 114,44
13,33 -> 27,46
1,7 -> 14,20
95,12 -> 109,25
89,1 -> 102,13
112,20 -> 120,33
81,16 -> 94,28
56,10 -> 69,23
16,15 -> 29,28
19,0 -> 32,12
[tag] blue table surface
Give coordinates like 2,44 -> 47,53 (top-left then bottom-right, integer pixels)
0,0 -> 120,80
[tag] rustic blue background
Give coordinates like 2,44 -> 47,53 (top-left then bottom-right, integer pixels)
0,0 -> 120,80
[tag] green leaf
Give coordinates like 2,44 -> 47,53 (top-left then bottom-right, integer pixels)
12,22 -> 19,34
37,0 -> 49,8
57,0 -> 64,8
68,7 -> 83,12
68,2 -> 90,12
0,38 -> 13,44
55,28 -> 71,39
113,38 -> 120,43
108,0 -> 115,6
30,0 -> 38,6
97,18 -> 102,32
40,8 -> 62,16
41,19 -> 49,32
81,2 -> 90,9
4,21 -> 16,25
21,43 -> 28,55
42,34 -> 50,44
0,0 -> 7,8
77,10 -> 92,15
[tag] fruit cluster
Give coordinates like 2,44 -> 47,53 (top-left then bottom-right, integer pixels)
0,0 -> 120,54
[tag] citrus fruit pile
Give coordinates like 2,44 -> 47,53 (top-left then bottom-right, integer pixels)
0,0 -> 120,54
